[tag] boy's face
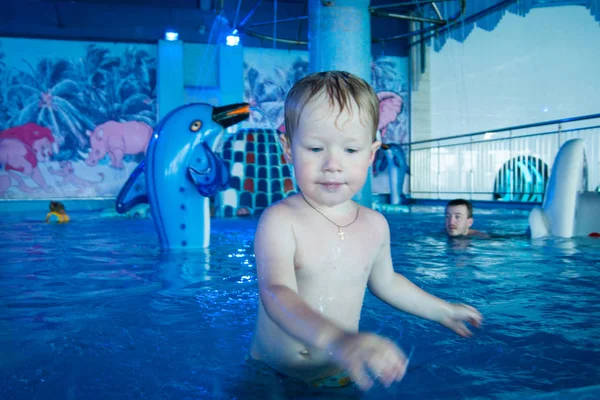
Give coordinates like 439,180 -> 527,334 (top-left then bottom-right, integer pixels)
280,95 -> 380,207
445,205 -> 473,236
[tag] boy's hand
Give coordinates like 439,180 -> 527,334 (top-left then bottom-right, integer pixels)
329,332 -> 407,391
439,303 -> 483,337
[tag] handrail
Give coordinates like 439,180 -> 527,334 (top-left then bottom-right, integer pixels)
413,124 -> 600,152
407,114 -> 600,202
409,113 -> 600,146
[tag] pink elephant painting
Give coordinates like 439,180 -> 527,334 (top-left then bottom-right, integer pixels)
85,120 -> 153,169
0,123 -> 57,195
377,91 -> 404,141
375,91 -> 409,205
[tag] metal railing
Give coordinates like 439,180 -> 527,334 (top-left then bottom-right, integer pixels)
408,114 -> 600,202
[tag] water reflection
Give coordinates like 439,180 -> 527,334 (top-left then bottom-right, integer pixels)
1,210 -> 600,399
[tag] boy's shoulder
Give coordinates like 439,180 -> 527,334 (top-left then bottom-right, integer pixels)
356,207 -> 391,244
359,205 -> 389,226
258,194 -> 301,222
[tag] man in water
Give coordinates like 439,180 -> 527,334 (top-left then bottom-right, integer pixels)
445,199 -> 488,238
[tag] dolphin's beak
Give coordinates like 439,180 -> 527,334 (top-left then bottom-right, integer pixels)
213,103 -> 250,128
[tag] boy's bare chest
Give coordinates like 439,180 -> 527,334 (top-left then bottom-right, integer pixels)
293,226 -> 380,281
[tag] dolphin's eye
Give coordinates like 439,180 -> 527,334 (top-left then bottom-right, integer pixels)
190,120 -> 202,132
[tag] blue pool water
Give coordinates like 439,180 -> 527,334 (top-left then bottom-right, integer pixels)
1,206 -> 599,400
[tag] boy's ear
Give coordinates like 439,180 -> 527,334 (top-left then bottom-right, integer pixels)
369,140 -> 382,165
467,217 -> 474,228
279,134 -> 293,164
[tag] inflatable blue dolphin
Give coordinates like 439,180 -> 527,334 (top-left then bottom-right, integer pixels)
373,143 -> 410,204
116,102 -> 250,249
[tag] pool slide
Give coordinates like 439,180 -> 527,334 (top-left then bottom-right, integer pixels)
528,138 -> 600,238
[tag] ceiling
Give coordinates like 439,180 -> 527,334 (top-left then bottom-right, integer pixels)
0,0 -> 438,55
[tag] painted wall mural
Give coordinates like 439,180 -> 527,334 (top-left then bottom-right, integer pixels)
0,38 -> 157,199
0,38 -> 411,211
215,48 -> 309,216
216,49 -> 411,214
243,48 -> 309,132
371,55 -> 410,204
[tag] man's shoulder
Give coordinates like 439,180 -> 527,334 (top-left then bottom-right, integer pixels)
468,229 -> 490,238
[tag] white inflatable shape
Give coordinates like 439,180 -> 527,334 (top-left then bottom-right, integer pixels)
528,139 -> 600,238
528,206 -> 550,238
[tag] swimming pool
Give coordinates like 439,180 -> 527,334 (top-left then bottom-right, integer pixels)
1,206 -> 599,399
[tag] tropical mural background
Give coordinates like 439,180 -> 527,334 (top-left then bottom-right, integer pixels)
0,38 -> 157,199
371,55 -> 410,203
240,48 -> 410,202
0,37 -> 410,205
242,47 -> 309,132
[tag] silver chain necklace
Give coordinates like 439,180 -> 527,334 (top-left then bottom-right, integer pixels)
300,193 -> 360,240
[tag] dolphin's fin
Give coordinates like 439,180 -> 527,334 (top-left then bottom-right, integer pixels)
391,145 -> 410,175
116,159 -> 148,213
188,142 -> 230,197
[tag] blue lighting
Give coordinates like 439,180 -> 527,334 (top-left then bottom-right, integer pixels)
165,30 -> 179,41
226,29 -> 240,46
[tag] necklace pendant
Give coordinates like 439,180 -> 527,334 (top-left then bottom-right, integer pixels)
338,227 -> 345,240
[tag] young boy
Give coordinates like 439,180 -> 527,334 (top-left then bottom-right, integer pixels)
445,199 -> 488,238
46,201 -> 70,223
249,71 -> 482,391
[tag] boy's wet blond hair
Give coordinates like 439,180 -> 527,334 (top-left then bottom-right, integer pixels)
283,71 -> 379,143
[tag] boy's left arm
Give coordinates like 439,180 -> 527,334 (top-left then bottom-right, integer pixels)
367,215 -> 483,337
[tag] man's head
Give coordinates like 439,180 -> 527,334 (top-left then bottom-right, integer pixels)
445,199 -> 473,237
279,71 -> 381,207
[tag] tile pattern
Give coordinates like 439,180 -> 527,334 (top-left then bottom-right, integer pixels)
217,128 -> 296,217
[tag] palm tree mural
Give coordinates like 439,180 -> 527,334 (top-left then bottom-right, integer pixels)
102,46 -> 156,126
7,57 -> 94,149
70,44 -> 156,127
244,57 -> 308,130
0,46 -> 9,131
102,68 -> 155,126
0,39 -> 159,200
70,44 -> 120,124
120,45 -> 156,96
0,43 -> 157,160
